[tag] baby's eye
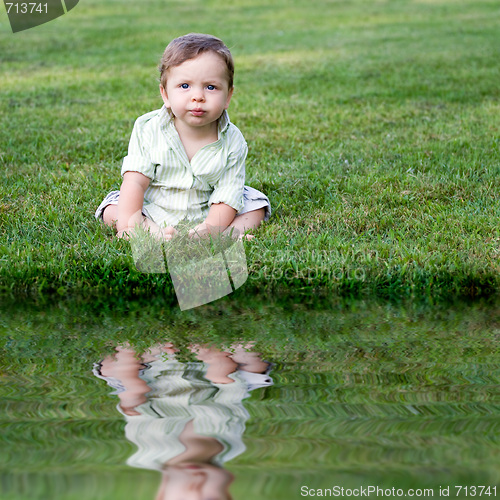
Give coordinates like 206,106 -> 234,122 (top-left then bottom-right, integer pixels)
206,84 -> 216,91
180,83 -> 189,89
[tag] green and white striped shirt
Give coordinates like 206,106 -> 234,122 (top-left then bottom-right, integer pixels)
121,106 -> 247,227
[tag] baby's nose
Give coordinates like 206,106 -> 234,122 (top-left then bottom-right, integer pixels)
192,92 -> 205,102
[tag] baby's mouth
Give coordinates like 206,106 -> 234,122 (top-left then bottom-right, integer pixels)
190,108 -> 206,116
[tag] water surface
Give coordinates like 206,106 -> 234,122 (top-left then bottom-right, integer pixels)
1,296 -> 499,499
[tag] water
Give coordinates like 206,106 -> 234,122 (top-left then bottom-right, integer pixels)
1,296 -> 500,499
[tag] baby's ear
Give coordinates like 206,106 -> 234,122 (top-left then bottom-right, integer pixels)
159,84 -> 170,107
225,87 -> 234,109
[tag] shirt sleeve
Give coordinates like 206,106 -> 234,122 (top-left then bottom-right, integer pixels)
208,141 -> 246,213
121,115 -> 157,180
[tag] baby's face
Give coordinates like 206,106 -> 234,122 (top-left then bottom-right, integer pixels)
156,463 -> 233,500
160,52 -> 233,134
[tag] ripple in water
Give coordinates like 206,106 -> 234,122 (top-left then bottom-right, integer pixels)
1,299 -> 499,499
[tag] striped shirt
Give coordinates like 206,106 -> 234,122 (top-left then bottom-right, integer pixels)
121,106 -> 246,227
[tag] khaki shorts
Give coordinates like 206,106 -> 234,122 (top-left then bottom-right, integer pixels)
95,186 -> 271,223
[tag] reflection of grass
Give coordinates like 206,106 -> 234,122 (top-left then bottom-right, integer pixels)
0,0 -> 499,299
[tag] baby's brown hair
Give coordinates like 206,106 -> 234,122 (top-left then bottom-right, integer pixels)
159,33 -> 234,90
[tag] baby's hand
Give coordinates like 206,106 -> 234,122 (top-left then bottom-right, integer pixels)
161,226 -> 178,240
116,228 -> 132,240
188,223 -> 211,239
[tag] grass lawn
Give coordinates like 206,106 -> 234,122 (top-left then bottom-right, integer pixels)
0,0 -> 499,301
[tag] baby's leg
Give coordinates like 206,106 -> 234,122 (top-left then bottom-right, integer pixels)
102,205 -> 152,232
227,208 -> 265,237
102,204 -> 118,228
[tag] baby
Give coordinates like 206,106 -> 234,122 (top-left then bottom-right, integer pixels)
95,33 -> 271,239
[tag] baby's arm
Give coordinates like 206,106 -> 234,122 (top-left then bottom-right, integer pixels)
116,171 -> 164,238
189,202 -> 236,238
192,132 -> 247,238
117,172 -> 178,239
100,346 -> 151,415
116,171 -> 149,237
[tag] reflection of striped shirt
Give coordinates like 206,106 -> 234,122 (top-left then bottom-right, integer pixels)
118,359 -> 250,470
121,106 -> 246,227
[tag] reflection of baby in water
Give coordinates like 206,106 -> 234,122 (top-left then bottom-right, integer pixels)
94,343 -> 273,500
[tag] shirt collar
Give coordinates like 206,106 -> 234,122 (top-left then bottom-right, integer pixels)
217,110 -> 230,134
160,106 -> 230,136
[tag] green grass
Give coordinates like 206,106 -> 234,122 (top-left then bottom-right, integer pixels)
1,0 -> 499,300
